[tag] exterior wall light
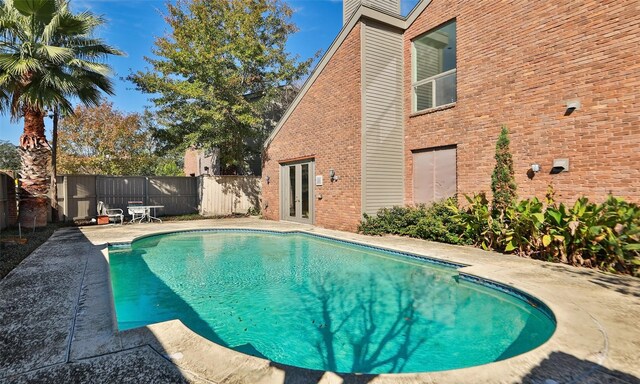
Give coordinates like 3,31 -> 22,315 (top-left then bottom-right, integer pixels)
329,169 -> 339,182
266,175 -> 270,184
565,99 -> 580,115
531,164 -> 540,173
551,158 -> 569,174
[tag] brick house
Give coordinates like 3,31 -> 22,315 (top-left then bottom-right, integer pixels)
184,147 -> 220,177
262,0 -> 640,232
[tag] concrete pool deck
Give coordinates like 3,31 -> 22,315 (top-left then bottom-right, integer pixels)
0,218 -> 639,384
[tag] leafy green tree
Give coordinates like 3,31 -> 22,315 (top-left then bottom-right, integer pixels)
58,102 -> 154,175
0,0 -> 122,227
0,140 -> 20,170
129,0 -> 312,175
154,158 -> 184,176
58,103 -> 185,176
491,125 -> 517,216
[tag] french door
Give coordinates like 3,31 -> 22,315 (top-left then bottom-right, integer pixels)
281,161 -> 314,224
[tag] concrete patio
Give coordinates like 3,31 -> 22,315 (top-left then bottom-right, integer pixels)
0,218 -> 639,383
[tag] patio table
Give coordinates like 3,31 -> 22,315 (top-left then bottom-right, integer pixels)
127,205 -> 164,223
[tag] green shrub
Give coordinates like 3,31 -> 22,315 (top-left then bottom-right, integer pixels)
358,206 -> 426,236
584,196 -> 639,275
359,192 -> 639,276
413,199 -> 468,245
502,197 -> 546,256
491,125 -> 517,216
358,198 -> 466,244
449,193 -> 498,250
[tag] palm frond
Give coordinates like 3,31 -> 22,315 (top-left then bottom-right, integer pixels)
67,59 -> 112,76
0,0 -> 123,119
73,69 -> 115,95
37,44 -> 74,63
75,42 -> 125,59
0,54 -> 44,75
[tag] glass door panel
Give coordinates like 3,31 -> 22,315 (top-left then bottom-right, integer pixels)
288,165 -> 297,218
281,161 -> 314,224
301,164 -> 309,219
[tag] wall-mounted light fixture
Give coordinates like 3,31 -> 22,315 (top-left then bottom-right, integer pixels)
266,175 -> 270,184
551,158 -> 569,174
531,164 -> 540,173
329,169 -> 339,182
565,99 -> 580,116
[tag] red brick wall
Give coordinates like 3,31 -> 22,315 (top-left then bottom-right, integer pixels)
404,0 -> 640,205
184,148 -> 198,177
1,171 -> 17,227
262,24 -> 362,231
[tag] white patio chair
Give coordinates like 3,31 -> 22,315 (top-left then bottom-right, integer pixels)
97,201 -> 124,225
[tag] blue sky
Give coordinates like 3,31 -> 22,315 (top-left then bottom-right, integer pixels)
0,0 -> 419,145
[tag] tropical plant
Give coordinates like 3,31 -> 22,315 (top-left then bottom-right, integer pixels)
449,193 -> 499,250
501,197 -> 545,256
596,197 -> 640,274
128,0 -> 313,175
491,125 -> 517,216
0,0 -> 122,227
361,191 -> 639,276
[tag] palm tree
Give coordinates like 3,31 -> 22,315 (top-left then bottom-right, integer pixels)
0,0 -> 122,227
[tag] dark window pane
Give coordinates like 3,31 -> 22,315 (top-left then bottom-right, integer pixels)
301,164 -> 309,219
289,165 -> 296,217
435,71 -> 456,106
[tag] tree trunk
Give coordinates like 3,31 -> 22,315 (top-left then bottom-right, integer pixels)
18,107 -> 51,228
50,107 -> 59,222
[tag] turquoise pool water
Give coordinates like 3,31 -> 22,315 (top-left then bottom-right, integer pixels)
109,230 -> 555,374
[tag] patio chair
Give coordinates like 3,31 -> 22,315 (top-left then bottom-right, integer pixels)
97,201 -> 124,225
127,201 -> 147,223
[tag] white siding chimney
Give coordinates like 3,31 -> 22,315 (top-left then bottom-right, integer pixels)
343,0 -> 401,24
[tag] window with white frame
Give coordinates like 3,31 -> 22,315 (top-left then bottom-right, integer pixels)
412,20 -> 457,112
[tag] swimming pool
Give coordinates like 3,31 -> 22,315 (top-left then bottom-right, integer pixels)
109,230 -> 555,374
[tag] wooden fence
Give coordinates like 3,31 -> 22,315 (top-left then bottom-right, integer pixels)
198,176 -> 261,216
54,174 -> 260,221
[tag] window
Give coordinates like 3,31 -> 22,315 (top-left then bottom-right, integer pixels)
412,20 -> 457,112
413,146 -> 456,204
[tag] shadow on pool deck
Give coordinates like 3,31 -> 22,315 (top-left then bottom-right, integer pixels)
540,263 -> 640,299
0,227 -> 194,383
522,351 -> 640,384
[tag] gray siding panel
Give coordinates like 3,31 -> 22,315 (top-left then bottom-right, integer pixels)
344,0 -> 400,24
362,21 -> 404,215
344,0 -> 360,24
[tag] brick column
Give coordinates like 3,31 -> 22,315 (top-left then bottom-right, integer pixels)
1,171 -> 18,227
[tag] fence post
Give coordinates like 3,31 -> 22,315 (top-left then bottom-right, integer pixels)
95,175 -> 100,211
144,177 -> 149,205
63,175 -> 68,222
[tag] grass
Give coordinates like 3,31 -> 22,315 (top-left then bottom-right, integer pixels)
0,223 -> 68,279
